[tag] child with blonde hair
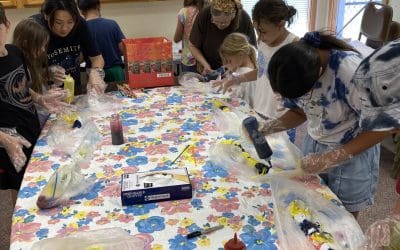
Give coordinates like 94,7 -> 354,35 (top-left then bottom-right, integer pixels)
214,0 -> 298,141
219,32 -> 257,104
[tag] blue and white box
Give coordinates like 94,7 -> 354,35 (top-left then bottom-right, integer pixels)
121,168 -> 192,205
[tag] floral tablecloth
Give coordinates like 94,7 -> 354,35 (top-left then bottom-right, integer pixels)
11,86 -> 340,250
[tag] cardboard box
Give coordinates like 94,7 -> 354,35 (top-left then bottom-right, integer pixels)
121,168 -> 192,206
123,37 -> 174,89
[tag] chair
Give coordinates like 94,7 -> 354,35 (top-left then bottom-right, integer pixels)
388,21 -> 400,41
358,2 -> 393,49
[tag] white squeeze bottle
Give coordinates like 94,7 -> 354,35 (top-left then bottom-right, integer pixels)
64,74 -> 75,103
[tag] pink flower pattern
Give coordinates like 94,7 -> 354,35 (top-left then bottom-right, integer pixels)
10,87 -> 342,250
159,200 -> 192,215
210,197 -> 240,212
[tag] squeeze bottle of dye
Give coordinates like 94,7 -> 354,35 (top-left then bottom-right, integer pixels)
64,74 -> 75,103
224,233 -> 246,250
110,113 -> 124,145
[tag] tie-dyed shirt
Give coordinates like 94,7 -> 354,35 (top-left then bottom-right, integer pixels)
353,39 -> 400,131
284,49 -> 363,146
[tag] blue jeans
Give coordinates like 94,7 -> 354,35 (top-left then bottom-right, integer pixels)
302,134 -> 380,212
181,64 -> 198,74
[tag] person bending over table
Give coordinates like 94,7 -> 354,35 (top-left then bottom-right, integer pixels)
189,0 -> 256,75
32,0 -> 105,95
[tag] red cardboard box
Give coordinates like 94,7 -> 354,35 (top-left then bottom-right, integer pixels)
123,37 -> 174,89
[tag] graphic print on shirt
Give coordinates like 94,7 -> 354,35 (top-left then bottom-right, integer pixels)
47,45 -> 81,82
257,49 -> 267,78
0,65 -> 35,114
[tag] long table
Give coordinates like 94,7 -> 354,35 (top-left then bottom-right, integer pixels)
10,86 -> 345,249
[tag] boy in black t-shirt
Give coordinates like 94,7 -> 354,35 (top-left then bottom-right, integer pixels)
0,4 -> 41,202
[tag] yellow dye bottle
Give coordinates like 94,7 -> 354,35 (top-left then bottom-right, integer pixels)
64,74 -> 75,103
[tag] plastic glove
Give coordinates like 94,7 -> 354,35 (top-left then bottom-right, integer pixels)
0,129 -> 31,173
87,68 -> 106,94
34,89 -> 71,114
363,214 -> 400,250
48,65 -> 66,87
212,73 -> 241,94
301,148 -> 351,174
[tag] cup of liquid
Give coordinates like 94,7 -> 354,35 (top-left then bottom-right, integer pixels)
110,113 -> 124,145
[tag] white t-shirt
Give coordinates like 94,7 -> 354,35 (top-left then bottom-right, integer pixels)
231,66 -> 256,106
253,33 -> 297,119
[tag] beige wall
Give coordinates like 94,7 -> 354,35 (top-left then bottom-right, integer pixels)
389,0 -> 400,22
5,0 -> 181,43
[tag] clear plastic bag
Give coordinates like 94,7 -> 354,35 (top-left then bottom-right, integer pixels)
270,176 -> 365,250
212,99 -> 252,137
209,132 -> 302,181
178,72 -> 219,94
362,214 -> 400,250
36,163 -> 95,209
72,91 -> 123,119
47,119 -> 101,162
30,227 -> 145,250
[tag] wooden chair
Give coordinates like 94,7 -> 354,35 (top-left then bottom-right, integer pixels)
358,2 -> 393,49
388,21 -> 400,41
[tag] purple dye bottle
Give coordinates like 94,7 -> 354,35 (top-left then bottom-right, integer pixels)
110,113 -> 124,145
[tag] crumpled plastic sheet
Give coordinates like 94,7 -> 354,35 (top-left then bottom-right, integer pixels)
30,227 -> 145,250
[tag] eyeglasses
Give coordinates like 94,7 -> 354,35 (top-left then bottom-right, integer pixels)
211,16 -> 233,28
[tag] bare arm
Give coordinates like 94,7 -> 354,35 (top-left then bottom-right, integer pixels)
118,41 -> 125,56
188,41 -> 212,73
89,54 -> 104,69
174,19 -> 184,43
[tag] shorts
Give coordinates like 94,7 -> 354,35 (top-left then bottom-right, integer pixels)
104,65 -> 125,83
302,134 -> 380,212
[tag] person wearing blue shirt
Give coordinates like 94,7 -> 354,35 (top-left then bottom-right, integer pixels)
262,31 -> 386,218
78,0 -> 126,83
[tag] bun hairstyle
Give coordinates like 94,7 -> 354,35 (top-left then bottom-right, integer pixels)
252,0 -> 297,27
268,31 -> 358,99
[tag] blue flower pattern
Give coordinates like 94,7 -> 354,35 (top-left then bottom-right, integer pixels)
241,228 -> 277,250
135,216 -> 165,233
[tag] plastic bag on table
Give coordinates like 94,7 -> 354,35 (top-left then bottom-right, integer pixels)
36,163 -> 94,209
31,227 -> 145,250
178,72 -> 219,94
270,176 -> 365,250
212,99 -> 254,137
47,118 -> 101,161
362,214 -> 400,250
73,90 -> 123,118
209,133 -> 302,181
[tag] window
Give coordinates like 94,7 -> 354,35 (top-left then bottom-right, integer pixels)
336,0 -> 383,40
242,0 -> 311,37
